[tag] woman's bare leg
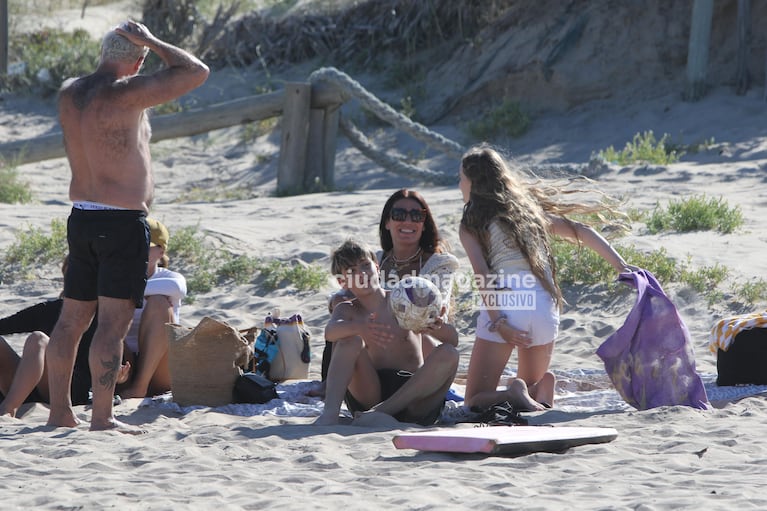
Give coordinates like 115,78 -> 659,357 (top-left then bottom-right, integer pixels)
464,337 -> 514,410
0,332 -> 49,417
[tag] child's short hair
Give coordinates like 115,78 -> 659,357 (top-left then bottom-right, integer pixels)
330,239 -> 378,276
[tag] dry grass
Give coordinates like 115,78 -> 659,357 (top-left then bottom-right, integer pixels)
199,0 -> 515,69
8,0 -> 516,84
10,0 -> 117,14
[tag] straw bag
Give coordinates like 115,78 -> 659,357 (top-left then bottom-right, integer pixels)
253,313 -> 311,382
167,317 -> 251,407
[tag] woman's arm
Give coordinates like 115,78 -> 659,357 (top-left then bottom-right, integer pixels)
420,319 -> 459,346
460,225 -> 500,322
547,215 -> 630,273
459,225 -> 491,282
420,252 -> 459,317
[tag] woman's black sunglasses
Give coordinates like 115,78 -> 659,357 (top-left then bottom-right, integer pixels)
390,207 -> 426,223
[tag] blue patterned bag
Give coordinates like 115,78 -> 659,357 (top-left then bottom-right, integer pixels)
253,327 -> 280,379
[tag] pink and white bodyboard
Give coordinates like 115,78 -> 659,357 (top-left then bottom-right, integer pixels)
393,426 -> 617,455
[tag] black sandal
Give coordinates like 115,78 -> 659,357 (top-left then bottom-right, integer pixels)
470,401 -> 529,426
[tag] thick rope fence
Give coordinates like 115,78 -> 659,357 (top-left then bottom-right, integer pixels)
309,67 -> 464,185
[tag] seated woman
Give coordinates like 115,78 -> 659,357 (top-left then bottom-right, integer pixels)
377,189 -> 459,357
117,218 -> 187,399
0,257 -> 130,417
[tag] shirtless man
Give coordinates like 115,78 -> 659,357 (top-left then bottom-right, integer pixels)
314,239 -> 459,427
46,20 -> 209,431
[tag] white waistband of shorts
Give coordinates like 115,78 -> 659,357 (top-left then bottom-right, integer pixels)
73,200 -> 127,211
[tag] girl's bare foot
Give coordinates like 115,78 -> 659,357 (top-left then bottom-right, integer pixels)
306,381 -> 326,398
529,371 -> 556,408
505,378 -> 545,412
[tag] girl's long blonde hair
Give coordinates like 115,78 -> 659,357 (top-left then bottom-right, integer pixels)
460,144 -> 626,308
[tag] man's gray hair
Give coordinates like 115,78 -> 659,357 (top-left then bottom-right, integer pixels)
101,30 -> 149,63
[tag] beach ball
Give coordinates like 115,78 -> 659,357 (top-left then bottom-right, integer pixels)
389,276 -> 443,332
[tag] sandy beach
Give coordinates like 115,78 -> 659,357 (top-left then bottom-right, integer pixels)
2,1 -> 767,509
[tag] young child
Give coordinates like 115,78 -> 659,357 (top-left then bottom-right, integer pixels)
459,144 -> 633,412
313,239 -> 459,426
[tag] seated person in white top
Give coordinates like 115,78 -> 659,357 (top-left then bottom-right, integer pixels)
117,218 -> 186,398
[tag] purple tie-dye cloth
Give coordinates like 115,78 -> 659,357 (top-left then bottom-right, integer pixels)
596,269 -> 708,410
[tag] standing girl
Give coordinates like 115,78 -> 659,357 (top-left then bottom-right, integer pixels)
459,144 -> 632,411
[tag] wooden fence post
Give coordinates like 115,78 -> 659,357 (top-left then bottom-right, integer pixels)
321,106 -> 340,190
735,0 -> 750,95
684,0 -> 714,101
277,82 -> 311,195
0,0 -> 8,75
304,104 -> 339,192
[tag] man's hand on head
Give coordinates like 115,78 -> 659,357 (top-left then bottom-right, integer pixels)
115,20 -> 154,48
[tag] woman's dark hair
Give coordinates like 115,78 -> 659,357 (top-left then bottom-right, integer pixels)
379,189 -> 445,254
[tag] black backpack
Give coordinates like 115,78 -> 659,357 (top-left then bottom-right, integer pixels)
717,328 -> 767,386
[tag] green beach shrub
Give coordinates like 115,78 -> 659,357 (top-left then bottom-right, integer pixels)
553,241 -> 680,288
597,130 -> 680,165
168,225 -> 326,297
646,195 -> 743,234
1,219 -> 68,283
467,99 -> 530,140
1,28 -> 100,95
0,166 -> 33,204
734,278 -> 767,306
680,262 -> 729,293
